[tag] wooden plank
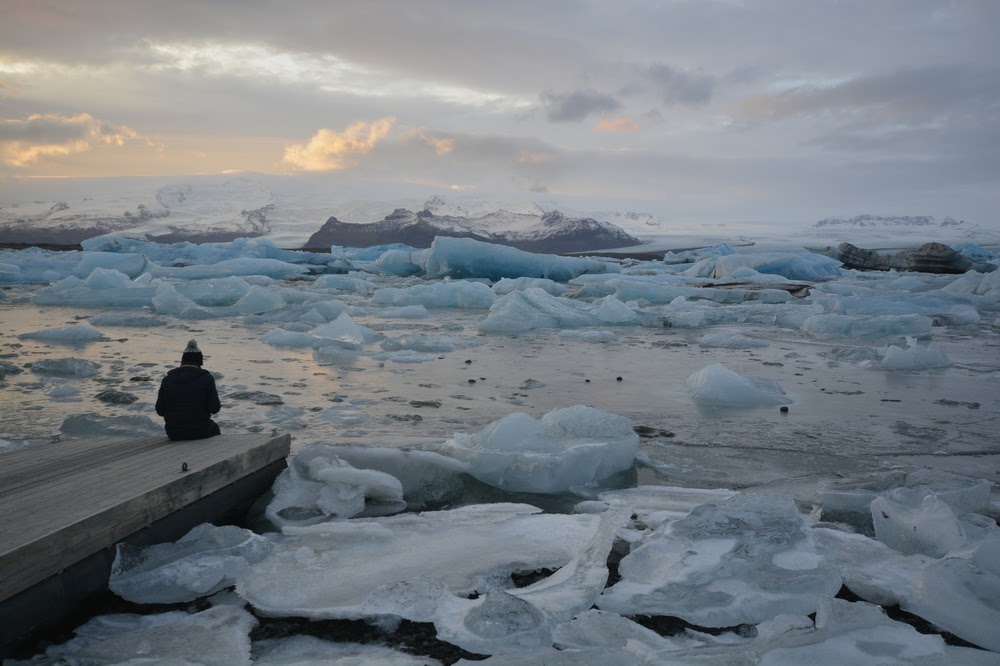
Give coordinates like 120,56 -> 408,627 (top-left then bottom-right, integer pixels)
0,433 -> 290,602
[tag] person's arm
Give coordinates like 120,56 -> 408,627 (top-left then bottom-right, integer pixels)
155,378 -> 166,416
206,375 -> 221,415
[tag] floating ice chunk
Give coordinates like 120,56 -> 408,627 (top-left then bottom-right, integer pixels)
374,280 -> 497,309
552,609 -> 685,657
381,332 -> 484,353
18,324 -> 104,342
492,277 -> 568,296
801,313 -> 933,340
227,284 -> 284,313
238,504 -> 602,620
375,247 -> 428,277
266,445 -> 405,528
32,357 -> 102,377
153,282 -> 215,318
755,598 -> 949,665
902,538 -> 1000,652
38,606 -> 257,665
311,312 -> 382,349
362,510 -> 631,656
831,294 -> 980,326
35,269 -> 158,308
814,527 -> 931,607
45,385 -> 81,399
260,328 -> 317,347
372,350 -> 440,363
422,236 -> 617,281
870,336 -> 952,370
438,405 -> 639,493
597,295 -> 638,323
374,304 -> 430,318
315,406 -> 371,426
578,485 -> 738,530
598,493 -> 841,627
685,251 -> 842,281
559,330 -> 616,343
60,413 -> 163,437
686,363 -> 790,407
312,274 -> 377,293
871,488 -> 966,557
253,636 -> 440,665
327,446 -> 469,510
76,251 -> 148,279
109,523 -> 272,604
819,468 -> 992,532
479,288 -> 601,333
88,312 -> 163,327
699,332 -> 769,348
314,346 -> 365,366
154,257 -> 309,280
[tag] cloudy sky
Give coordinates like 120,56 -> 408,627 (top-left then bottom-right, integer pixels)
1,0 -> 998,223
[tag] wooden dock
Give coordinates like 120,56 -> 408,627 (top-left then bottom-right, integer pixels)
0,432 -> 290,656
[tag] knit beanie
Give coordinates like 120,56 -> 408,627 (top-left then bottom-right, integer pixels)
180,339 -> 204,367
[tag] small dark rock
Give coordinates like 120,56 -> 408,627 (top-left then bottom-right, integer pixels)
616,376 -> 623,381
95,389 -> 139,405
410,400 -> 442,408
779,406 -> 789,413
129,376 -> 153,382
468,379 -> 476,383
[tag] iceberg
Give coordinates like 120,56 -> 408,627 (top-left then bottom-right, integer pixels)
698,332 -> 769,348
373,280 -> 496,309
801,313 -> 933,340
685,250 -> 843,281
421,236 -> 618,281
36,606 -> 257,665
479,287 -> 602,333
153,257 -> 309,280
109,523 -> 272,604
265,444 -> 407,527
871,337 -> 952,370
437,405 -> 639,494
686,363 -> 791,407
18,324 -> 104,342
598,493 -> 842,627
75,251 -> 149,279
31,357 -> 102,377
237,504 -> 603,621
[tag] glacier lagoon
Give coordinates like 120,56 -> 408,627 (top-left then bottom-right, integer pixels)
1,234 -> 999,664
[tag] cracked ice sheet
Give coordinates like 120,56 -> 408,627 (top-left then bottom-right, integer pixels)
237,504 -> 604,621
598,493 -> 842,627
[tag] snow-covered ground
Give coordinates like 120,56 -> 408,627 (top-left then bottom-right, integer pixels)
2,233 -> 999,663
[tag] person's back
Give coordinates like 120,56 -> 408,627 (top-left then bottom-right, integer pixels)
155,340 -> 221,441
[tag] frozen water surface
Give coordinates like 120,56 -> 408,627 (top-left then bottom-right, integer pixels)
2,235 -> 999,661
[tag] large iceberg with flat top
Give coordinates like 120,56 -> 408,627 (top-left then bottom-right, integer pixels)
379,236 -> 619,281
684,250 -> 843,281
436,405 -> 639,493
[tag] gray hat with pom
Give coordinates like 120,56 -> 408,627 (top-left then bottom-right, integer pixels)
181,339 -> 204,366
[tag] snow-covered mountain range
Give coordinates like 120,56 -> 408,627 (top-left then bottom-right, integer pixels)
303,207 -> 640,253
1,174 -> 996,251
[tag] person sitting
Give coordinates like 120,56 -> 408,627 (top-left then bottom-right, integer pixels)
155,339 -> 221,441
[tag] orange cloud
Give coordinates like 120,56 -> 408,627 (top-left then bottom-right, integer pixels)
0,112 -> 141,167
282,118 -> 395,171
595,116 -> 640,133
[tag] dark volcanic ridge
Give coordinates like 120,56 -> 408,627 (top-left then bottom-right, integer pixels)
303,208 -> 640,254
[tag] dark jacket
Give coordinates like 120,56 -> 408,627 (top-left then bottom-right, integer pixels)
155,366 -> 221,441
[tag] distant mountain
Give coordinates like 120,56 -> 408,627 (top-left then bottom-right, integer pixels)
814,215 -> 966,229
303,208 -> 641,254
0,178 -> 276,245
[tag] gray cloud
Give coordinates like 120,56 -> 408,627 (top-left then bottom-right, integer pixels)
540,89 -> 622,122
642,64 -> 714,105
0,114 -> 90,143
